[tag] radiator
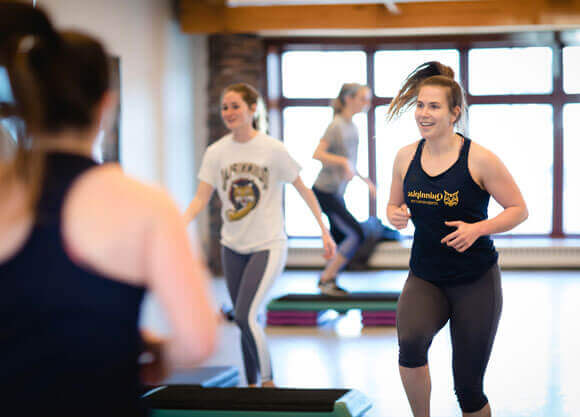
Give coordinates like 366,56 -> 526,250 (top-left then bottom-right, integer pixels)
286,240 -> 580,269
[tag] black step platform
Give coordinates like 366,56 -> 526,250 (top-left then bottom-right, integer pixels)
143,385 -> 372,417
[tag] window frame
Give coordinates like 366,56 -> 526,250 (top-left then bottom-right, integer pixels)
265,31 -> 580,238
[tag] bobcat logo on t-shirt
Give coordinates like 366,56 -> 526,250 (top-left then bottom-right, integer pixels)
443,190 -> 459,207
226,179 -> 260,221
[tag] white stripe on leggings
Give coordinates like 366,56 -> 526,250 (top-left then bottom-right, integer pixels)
247,243 -> 287,383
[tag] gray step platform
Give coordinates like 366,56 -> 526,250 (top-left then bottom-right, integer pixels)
143,366 -> 239,394
162,366 -> 239,388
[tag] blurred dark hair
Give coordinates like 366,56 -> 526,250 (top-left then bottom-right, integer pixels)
0,3 -> 111,213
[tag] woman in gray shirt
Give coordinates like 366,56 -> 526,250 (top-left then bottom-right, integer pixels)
312,83 -> 375,296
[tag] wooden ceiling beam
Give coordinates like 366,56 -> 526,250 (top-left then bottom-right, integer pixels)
179,0 -> 580,34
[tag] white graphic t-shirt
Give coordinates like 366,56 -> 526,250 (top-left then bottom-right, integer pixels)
198,132 -> 301,253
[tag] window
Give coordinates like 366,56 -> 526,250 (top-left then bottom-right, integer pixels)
375,49 -> 460,98
563,47 -> 580,94
469,104 -> 553,235
280,50 -> 370,236
282,105 -> 369,236
283,106 -> 332,237
563,104 -> 580,234
282,51 -> 366,98
267,33 -> 580,238
469,47 -> 553,95
375,106 -> 416,236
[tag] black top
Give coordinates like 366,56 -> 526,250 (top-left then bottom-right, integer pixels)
403,137 -> 498,285
0,153 -> 146,416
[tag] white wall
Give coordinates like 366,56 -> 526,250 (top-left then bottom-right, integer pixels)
37,0 -> 209,333
38,0 -> 208,209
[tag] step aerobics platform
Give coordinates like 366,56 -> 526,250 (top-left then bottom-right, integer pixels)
143,366 -> 240,398
162,366 -> 239,388
144,385 -> 372,417
266,292 -> 400,327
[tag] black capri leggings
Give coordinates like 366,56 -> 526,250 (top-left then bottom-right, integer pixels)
396,264 -> 502,413
312,187 -> 364,260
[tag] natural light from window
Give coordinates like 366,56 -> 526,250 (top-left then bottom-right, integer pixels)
563,104 -> 580,234
563,46 -> 580,94
281,51 -> 367,98
283,107 -> 369,236
278,44 -> 571,238
469,47 -> 553,95
374,49 -> 460,98
469,104 -> 553,234
375,106 -> 417,235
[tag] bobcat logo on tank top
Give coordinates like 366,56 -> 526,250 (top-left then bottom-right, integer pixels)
443,190 -> 459,207
226,179 -> 260,221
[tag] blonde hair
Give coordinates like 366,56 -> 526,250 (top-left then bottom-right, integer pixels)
331,83 -> 367,116
222,83 -> 268,133
386,61 -> 467,132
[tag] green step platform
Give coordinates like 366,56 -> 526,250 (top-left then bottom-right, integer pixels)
144,386 -> 372,417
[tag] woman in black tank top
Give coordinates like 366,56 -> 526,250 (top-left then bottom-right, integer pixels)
386,62 -> 528,417
0,5 -> 217,416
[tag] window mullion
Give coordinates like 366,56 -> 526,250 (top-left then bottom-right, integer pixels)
553,39 -> 564,237
367,46 -> 377,217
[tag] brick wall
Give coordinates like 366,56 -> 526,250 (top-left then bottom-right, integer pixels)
206,34 -> 265,275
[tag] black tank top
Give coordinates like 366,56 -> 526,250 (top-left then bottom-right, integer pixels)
0,153 -> 146,416
403,136 -> 498,285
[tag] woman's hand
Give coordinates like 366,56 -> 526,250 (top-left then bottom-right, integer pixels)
321,230 -> 337,260
440,220 -> 482,253
291,176 -> 337,261
183,181 -> 214,225
388,204 -> 411,230
342,159 -> 356,181
364,178 -> 376,199
140,330 -> 169,385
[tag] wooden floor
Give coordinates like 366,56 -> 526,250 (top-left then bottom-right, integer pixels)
200,269 -> 580,417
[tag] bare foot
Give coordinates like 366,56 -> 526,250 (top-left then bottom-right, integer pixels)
262,380 -> 277,388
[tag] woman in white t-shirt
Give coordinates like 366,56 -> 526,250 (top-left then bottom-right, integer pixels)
185,83 -> 335,387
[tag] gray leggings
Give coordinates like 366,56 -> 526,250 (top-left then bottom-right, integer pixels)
397,264 -> 502,413
221,244 -> 287,385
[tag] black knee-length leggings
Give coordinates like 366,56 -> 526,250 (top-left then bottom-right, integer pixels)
396,263 -> 502,413
312,187 -> 364,260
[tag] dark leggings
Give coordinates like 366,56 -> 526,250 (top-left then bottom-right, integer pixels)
397,264 -> 502,413
312,187 -> 364,260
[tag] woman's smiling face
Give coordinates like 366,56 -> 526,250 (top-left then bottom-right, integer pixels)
221,91 -> 255,131
415,85 -> 460,140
